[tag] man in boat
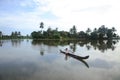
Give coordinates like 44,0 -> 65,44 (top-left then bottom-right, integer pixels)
65,48 -> 69,54
64,48 -> 69,60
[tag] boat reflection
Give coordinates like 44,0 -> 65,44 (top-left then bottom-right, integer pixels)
60,50 -> 89,68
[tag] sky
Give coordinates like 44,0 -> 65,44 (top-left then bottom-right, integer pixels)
0,0 -> 120,35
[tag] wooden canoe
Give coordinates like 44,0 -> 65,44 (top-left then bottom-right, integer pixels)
60,50 -> 89,68
60,50 -> 89,59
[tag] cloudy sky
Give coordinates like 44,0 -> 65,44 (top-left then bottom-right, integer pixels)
0,0 -> 120,35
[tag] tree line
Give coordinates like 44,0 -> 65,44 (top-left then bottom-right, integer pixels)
0,31 -> 29,39
31,22 -> 119,40
0,22 -> 119,40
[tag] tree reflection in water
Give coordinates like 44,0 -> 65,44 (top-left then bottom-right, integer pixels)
1,39 -> 116,54
11,39 -> 24,47
0,39 -> 118,52
32,39 -> 119,53
0,40 -> 3,47
0,39 -> 119,80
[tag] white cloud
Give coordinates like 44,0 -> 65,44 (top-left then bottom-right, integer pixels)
31,0 -> 120,31
1,0 -> 120,35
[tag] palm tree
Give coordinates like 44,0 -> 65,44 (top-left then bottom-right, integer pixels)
79,31 -> 86,38
69,28 -> 73,34
40,22 -> 44,33
73,25 -> 77,35
15,31 -> 18,37
86,28 -> 91,35
93,28 -> 97,33
112,27 -> 117,38
47,27 -> 52,37
11,32 -> 14,37
18,31 -> 21,36
98,25 -> 107,39
112,27 -> 116,33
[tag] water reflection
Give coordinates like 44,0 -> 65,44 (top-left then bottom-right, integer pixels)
11,39 -> 24,47
0,39 -> 120,80
32,40 -> 71,46
91,40 -> 117,52
0,62 -> 38,80
1,39 -> 117,52
78,40 -> 118,52
0,40 -> 3,47
32,39 -> 118,53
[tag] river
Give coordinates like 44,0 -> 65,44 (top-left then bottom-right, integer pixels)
0,39 -> 120,80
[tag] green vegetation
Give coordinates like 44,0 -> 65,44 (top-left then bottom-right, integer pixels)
0,22 -> 119,40
31,22 -> 119,40
0,31 -> 30,39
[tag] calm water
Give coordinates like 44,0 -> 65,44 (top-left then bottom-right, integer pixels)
0,39 -> 120,80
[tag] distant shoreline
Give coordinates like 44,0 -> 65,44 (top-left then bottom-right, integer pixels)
1,38 -> 119,41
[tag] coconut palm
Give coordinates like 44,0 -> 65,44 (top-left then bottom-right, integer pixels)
86,28 -> 91,35
40,22 -> 44,33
